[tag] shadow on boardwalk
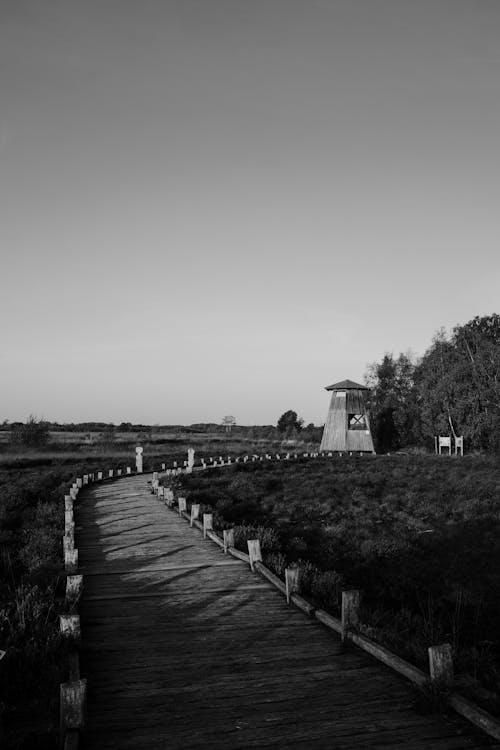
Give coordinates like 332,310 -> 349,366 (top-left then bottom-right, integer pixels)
76,476 -> 496,749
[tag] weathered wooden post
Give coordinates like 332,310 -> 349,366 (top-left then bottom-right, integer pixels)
247,539 -> 262,571
82,475 -> 88,485
178,497 -> 187,515
66,575 -> 83,604
97,471 -> 103,481
341,589 -> 360,642
203,513 -> 213,539
285,567 -> 300,604
135,446 -> 143,473
60,679 -> 87,741
187,448 -> 195,473
108,469 -> 113,478
65,548 -> 78,574
223,528 -> 235,553
428,643 -> 454,685
126,466 -> 131,474
76,478 -> 83,489
63,536 -> 74,563
60,614 -> 81,643
190,504 -> 200,527
117,468 -> 122,476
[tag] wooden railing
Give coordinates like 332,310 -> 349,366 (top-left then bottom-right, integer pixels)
153,466 -> 500,743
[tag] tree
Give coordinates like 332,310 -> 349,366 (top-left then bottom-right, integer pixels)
10,414 -> 50,449
365,352 -> 420,452
416,315 -> 500,451
277,410 -> 304,434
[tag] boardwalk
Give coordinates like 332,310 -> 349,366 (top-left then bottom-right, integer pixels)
77,476 -> 495,749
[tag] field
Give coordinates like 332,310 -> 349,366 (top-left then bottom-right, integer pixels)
177,454 -> 500,716
2,436 -> 499,746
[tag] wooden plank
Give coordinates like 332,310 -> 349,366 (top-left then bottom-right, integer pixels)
75,475 -> 495,750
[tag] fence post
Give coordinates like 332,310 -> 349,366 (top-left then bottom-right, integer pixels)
341,589 -> 360,642
65,549 -> 78,573
203,513 -> 213,538
178,497 -> 187,515
223,528 -> 235,553
247,539 -> 262,571
428,643 -> 454,685
285,567 -> 300,604
135,447 -> 143,473
190,504 -> 200,527
59,614 -> 81,643
60,679 -> 87,742
66,575 -> 83,605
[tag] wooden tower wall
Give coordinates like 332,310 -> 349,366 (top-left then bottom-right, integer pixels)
320,388 -> 375,453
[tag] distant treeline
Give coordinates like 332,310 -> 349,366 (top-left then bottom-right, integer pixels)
0,419 -> 323,444
366,313 -> 500,453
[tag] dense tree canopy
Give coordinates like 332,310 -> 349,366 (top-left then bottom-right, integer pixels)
366,314 -> 500,453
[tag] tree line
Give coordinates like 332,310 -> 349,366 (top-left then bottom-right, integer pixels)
366,314 -> 500,453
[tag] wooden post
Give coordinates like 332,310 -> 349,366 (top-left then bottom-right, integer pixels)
76,478 -> 83,489
126,466 -> 131,474
223,528 -> 235,553
70,487 -> 78,501
428,643 -> 454,685
161,463 -> 166,470
60,679 -> 87,735
136,447 -> 143,473
108,469 -> 113,478
117,468 -> 122,476
65,549 -> 78,573
285,567 -> 300,604
341,589 -> 360,641
190,504 -> 200,527
59,614 -> 81,643
153,471 -> 158,482
247,539 -> 262,571
178,497 -> 187,515
63,536 -> 74,559
203,513 -> 213,538
82,475 -> 88,485
97,471 -> 103,481
66,575 -> 83,604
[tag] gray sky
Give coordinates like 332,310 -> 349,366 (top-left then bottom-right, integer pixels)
1,0 -> 499,425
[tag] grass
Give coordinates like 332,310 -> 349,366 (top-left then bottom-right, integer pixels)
176,454 -> 500,717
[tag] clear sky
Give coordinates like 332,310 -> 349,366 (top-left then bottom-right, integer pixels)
1,0 -> 499,425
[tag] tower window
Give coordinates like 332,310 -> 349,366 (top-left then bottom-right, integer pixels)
348,414 -> 366,430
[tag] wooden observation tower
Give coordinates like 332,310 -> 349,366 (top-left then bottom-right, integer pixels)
320,379 -> 375,453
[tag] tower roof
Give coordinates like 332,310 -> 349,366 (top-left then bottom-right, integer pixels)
325,379 -> 369,391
